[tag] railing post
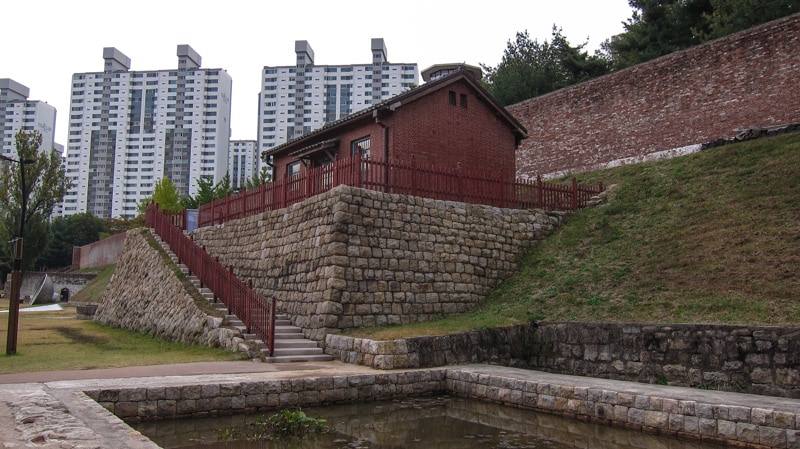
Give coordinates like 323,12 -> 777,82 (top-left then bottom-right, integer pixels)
572,178 -> 579,210
227,265 -> 234,315
246,279 -> 253,335
537,175 -> 544,209
410,156 -> 417,197
498,170 -> 506,208
269,299 -> 276,357
457,162 -> 464,202
355,148 -> 363,188
213,256 -> 221,303
305,166 -> 312,199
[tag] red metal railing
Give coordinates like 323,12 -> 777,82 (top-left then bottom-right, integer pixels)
145,203 -> 276,356
199,153 -> 603,228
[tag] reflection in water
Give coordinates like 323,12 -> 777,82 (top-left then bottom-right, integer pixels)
135,396 -> 726,449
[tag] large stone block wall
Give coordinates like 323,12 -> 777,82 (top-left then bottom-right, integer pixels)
508,13 -> 800,179
191,185 -> 565,341
326,321 -> 800,399
94,229 -> 248,354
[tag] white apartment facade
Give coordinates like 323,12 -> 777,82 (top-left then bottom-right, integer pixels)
1,79 -> 57,159
63,45 -> 232,219
258,38 -> 418,155
228,140 -> 257,189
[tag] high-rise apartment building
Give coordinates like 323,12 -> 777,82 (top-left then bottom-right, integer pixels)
228,140 -> 257,189
1,79 -> 57,158
257,38 -> 418,155
62,45 -> 232,218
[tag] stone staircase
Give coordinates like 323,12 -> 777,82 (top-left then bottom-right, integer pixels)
151,231 -> 332,363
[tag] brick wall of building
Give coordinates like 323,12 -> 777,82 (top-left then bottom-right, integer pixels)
508,13 -> 800,178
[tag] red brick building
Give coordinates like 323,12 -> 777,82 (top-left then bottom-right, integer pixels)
262,70 -> 527,180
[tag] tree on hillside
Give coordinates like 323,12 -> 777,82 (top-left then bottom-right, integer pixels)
214,173 -> 234,198
602,0 -> 713,70
38,213 -> 105,270
701,0 -> 800,40
182,175 -> 215,209
0,130 -> 70,271
603,0 -> 799,70
102,215 -> 143,237
482,27 -> 610,106
245,165 -> 272,190
138,177 -> 183,215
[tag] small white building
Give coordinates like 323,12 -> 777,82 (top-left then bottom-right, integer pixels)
62,45 -> 233,218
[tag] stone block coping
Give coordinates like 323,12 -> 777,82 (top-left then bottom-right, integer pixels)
1,363 -> 798,448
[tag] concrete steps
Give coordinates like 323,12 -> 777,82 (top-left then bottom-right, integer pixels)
151,231 -> 332,363
263,316 -> 333,363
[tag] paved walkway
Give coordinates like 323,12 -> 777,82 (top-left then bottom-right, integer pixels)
0,360 -> 348,384
0,360 -> 377,449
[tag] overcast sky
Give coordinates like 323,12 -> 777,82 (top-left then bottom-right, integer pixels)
3,0 -> 633,149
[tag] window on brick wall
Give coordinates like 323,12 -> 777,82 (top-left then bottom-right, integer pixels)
287,161 -> 301,177
448,91 -> 456,105
460,94 -> 468,108
351,136 -> 371,159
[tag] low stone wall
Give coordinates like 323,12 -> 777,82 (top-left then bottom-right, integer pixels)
78,365 -> 800,448
87,370 -> 447,422
191,185 -> 566,341
94,229 -> 249,354
326,321 -> 800,399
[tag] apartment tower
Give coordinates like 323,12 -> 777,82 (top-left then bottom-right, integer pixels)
257,38 -> 418,155
62,45 -> 232,218
1,79 -> 57,158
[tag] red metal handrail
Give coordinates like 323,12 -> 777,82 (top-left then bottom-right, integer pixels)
145,203 -> 276,356
197,155 -> 604,229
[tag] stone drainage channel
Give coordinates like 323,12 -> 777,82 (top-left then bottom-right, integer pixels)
1,363 -> 799,449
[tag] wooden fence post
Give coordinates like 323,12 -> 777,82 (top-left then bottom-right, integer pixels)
410,156 -> 417,197
537,175 -> 543,209
572,178 -> 579,210
227,265 -> 234,315
246,279 -> 253,335
498,170 -> 505,208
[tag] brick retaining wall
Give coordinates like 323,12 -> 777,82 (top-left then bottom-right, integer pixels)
508,13 -> 800,179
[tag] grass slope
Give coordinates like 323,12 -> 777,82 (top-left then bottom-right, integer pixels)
348,131 -> 800,339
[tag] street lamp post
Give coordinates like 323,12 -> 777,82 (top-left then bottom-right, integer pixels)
1,153 -> 34,355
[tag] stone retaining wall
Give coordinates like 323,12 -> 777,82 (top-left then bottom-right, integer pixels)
94,229 -> 249,354
191,185 -> 565,341
86,370 -> 446,422
80,366 -> 800,448
326,321 -> 800,399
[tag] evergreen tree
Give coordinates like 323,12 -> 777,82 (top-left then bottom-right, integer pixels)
482,27 -> 609,106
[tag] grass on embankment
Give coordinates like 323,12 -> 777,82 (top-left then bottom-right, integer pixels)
347,131 -> 800,340
69,264 -> 116,303
0,243 -> 244,374
0,304 -> 245,375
